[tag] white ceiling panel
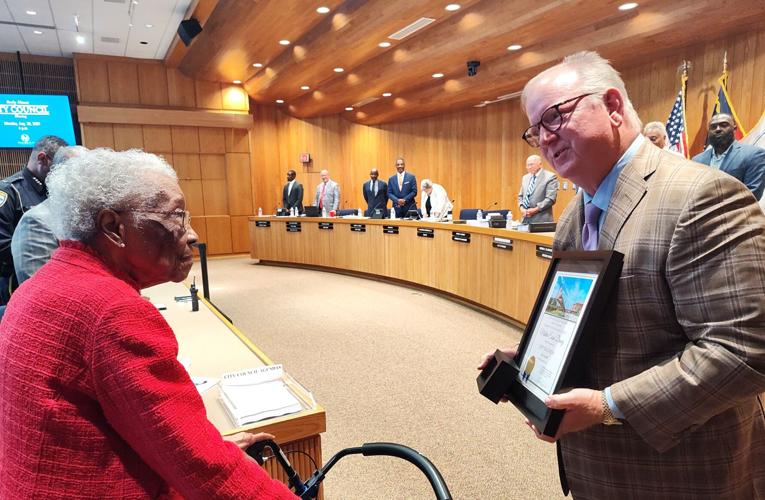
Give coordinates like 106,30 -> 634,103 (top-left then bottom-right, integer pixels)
5,0 -> 55,27
18,26 -> 61,56
50,0 -> 93,33
0,23 -> 25,52
58,29 -> 93,57
0,2 -> 14,23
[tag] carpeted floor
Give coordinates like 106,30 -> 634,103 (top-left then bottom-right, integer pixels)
192,257 -> 566,500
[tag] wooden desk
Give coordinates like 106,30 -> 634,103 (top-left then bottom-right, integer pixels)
144,282 -> 326,491
249,217 -> 556,325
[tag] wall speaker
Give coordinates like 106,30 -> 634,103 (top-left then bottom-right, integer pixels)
177,18 -> 203,47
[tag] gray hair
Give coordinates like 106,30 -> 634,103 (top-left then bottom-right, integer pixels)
32,135 -> 68,158
522,51 -> 641,127
47,148 -> 178,242
421,178 -> 433,189
643,121 -> 667,137
51,145 -> 88,168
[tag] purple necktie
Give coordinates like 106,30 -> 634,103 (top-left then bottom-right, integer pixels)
582,202 -> 602,251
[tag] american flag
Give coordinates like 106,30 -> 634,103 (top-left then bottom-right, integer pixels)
666,84 -> 689,158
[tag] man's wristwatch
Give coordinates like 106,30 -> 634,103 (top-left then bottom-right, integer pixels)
601,391 -> 623,426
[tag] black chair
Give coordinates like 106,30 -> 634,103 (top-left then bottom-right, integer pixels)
458,208 -> 480,220
336,208 -> 359,216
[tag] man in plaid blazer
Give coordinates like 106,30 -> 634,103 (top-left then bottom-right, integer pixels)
483,51 -> 765,498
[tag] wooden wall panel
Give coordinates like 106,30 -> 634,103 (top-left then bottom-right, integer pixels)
107,61 -> 140,104
143,126 -> 173,153
204,215 -> 233,255
225,128 -> 250,153
167,68 -> 197,108
250,27 -> 765,221
76,58 -> 110,103
200,154 -> 227,179
226,153 -> 254,216
81,123 -> 114,148
230,215 -> 251,253
173,154 -> 202,179
202,179 -> 229,215
199,128 -> 227,153
180,179 -> 205,216
171,126 -> 200,153
138,63 -> 170,106
195,80 -> 223,110
113,124 -> 145,150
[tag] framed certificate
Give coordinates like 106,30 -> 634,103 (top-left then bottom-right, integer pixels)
477,250 -> 623,436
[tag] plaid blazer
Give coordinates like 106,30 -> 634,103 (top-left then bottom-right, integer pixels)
553,140 -> 765,499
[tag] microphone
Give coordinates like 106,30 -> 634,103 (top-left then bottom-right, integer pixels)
483,201 -> 498,213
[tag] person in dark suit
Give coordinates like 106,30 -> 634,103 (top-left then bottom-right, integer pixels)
692,113 -> 765,199
282,169 -> 303,213
363,168 -> 388,217
387,157 -> 417,218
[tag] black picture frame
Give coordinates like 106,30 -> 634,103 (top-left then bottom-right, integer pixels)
477,250 -> 623,437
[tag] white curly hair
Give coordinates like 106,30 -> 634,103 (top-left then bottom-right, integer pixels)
46,148 -> 178,242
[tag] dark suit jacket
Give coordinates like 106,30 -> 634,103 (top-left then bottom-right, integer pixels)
692,141 -> 765,199
387,172 -> 417,217
554,140 -> 765,498
282,181 -> 303,212
363,179 -> 388,216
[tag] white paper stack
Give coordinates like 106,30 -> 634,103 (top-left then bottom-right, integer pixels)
219,364 -> 303,427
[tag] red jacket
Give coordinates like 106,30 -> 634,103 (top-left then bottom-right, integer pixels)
0,241 -> 296,499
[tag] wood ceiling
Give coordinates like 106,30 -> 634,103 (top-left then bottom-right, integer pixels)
169,0 -> 765,125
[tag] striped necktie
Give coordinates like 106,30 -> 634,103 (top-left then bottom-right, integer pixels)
522,174 -> 537,208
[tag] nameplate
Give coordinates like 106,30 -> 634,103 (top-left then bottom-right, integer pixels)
255,221 -> 271,228
350,223 -> 366,232
536,245 -> 553,259
318,222 -> 334,230
417,228 -> 435,238
492,237 -> 513,251
451,231 -> 471,243
383,225 -> 399,235
286,221 -> 301,233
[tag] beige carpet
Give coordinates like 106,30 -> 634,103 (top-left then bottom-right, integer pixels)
192,257 -> 566,500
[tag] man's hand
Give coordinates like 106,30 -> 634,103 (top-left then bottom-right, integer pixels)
224,431 -> 275,451
527,207 -> 539,216
519,207 -> 527,217
397,199 -> 405,207
525,388 -> 603,443
477,346 -> 518,371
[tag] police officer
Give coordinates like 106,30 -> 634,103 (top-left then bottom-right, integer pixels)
0,135 -> 68,303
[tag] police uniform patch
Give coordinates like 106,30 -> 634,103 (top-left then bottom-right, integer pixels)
0,191 -> 7,208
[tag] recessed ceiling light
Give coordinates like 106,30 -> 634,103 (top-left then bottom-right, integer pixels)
618,2 -> 638,10
316,6 -> 330,14
333,67 -> 344,73
76,35 -> 86,44
145,24 -> 153,28
382,92 -> 392,97
300,85 -> 310,90
253,63 -> 263,68
132,0 -> 139,4
432,72 -> 444,78
233,80 -> 242,84
345,107 -> 353,111
129,23 -> 133,27
507,44 -> 522,51
276,99 -> 285,104
445,4 -> 461,11
26,10 -> 37,16
33,30 -> 43,35
378,41 -> 391,48
279,39 -> 290,45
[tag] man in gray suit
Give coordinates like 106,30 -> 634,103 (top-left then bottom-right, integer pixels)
517,154 -> 559,223
481,51 -> 765,499
692,113 -> 765,199
314,169 -> 340,213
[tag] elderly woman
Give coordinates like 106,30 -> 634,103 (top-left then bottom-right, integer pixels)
419,179 -> 453,220
0,149 -> 295,499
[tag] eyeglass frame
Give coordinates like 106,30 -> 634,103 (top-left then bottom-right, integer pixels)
131,208 -> 192,230
521,92 -> 599,148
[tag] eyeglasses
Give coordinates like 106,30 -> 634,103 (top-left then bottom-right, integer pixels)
133,209 -> 192,230
521,93 -> 597,147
